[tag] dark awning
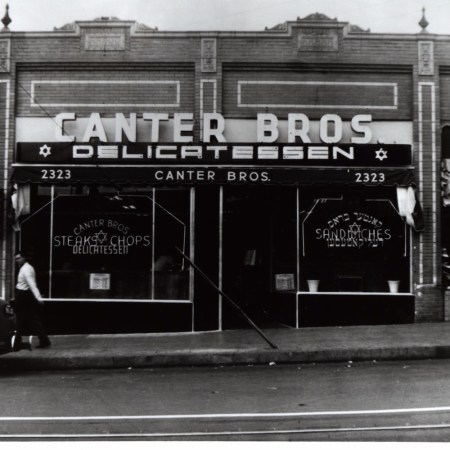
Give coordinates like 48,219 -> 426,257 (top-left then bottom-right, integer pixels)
11,164 -> 415,187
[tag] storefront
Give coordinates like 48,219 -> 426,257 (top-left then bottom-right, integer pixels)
10,127 -> 418,332
2,12 -> 445,334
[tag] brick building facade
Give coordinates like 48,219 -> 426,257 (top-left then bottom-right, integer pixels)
0,11 -> 447,333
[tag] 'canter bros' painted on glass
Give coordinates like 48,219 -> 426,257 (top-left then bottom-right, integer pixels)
49,194 -> 153,299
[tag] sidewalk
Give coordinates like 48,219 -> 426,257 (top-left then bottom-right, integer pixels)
1,322 -> 450,371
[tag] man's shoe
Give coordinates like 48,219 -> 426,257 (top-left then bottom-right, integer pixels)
11,332 -> 28,352
36,341 -> 51,349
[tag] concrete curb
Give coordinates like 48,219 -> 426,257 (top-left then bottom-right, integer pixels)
2,345 -> 450,371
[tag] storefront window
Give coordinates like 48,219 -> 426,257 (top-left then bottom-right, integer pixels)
19,185 -> 192,301
299,187 -> 410,294
153,189 -> 191,300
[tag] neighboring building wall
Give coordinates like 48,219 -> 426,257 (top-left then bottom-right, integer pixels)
0,79 -> 11,301
0,33 -> 11,302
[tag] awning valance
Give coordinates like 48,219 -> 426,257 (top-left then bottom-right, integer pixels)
10,164 -> 415,187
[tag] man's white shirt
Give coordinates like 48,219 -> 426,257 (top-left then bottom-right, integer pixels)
16,262 -> 42,300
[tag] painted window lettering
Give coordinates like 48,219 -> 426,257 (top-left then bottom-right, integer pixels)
314,211 -> 392,249
53,217 -> 151,256
315,227 -> 391,248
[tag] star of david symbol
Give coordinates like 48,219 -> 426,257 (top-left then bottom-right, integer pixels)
375,148 -> 388,161
39,144 -> 52,158
94,230 -> 108,244
348,223 -> 361,234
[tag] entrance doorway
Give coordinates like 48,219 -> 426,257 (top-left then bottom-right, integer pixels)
222,187 -> 270,328
222,186 -> 297,329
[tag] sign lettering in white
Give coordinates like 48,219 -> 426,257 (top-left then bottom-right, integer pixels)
53,218 -> 151,255
315,212 -> 392,249
54,112 -> 373,144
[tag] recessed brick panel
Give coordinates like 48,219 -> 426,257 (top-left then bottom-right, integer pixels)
238,81 -> 397,109
16,69 -> 195,116
224,70 -> 412,119
440,74 -> 450,121
32,81 -> 179,107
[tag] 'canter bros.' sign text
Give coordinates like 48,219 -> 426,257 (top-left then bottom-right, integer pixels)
51,112 -> 375,144
16,113 -> 412,167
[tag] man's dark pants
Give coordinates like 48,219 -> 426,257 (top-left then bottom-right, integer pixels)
14,289 -> 50,345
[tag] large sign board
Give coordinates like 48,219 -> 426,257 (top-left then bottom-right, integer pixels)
13,143 -> 413,186
17,142 -> 412,166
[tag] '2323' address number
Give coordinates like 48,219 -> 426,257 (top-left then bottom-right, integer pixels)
40,169 -> 72,180
355,172 -> 385,183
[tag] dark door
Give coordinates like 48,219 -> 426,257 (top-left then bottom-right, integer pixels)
222,186 -> 271,328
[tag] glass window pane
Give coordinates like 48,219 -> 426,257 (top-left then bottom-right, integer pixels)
51,193 -> 153,299
153,189 -> 191,300
19,186 -> 193,301
299,187 -> 410,293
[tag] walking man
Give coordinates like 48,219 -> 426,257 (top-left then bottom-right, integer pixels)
14,253 -> 51,348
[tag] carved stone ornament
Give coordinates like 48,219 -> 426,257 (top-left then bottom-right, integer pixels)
419,7 -> 429,33
85,33 -> 126,51
298,28 -> 339,52
418,41 -> 434,76
0,39 -> 10,72
1,3 -> 11,31
201,38 -> 217,73
53,22 -> 77,32
298,13 -> 337,22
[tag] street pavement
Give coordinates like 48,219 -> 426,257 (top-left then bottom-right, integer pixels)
2,322 -> 450,371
